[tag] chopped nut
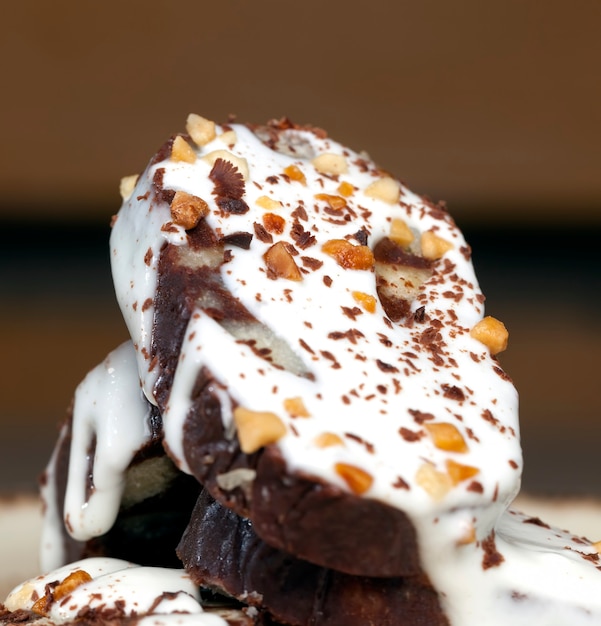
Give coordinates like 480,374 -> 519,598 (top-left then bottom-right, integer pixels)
314,193 -> 347,210
337,181 -> 355,197
283,396 -> 310,418
389,218 -> 414,247
256,195 -> 282,210
322,239 -> 375,270
171,135 -> 197,163
219,129 -> 237,146
335,462 -> 373,494
446,459 -> 480,485
470,316 -> 509,355
54,570 -> 93,600
233,407 -> 287,454
264,241 -> 302,281
215,468 -> 257,491
119,174 -> 139,200
457,523 -> 477,545
32,569 -> 93,615
421,231 -> 454,260
424,422 -> 469,453
593,540 -> 601,554
170,191 -> 209,230
203,150 -> 249,180
352,291 -> 377,313
186,113 -> 217,147
416,462 -> 452,500
314,432 -> 345,448
263,212 -> 286,234
312,153 -> 348,175
283,164 -> 307,184
364,176 -> 401,204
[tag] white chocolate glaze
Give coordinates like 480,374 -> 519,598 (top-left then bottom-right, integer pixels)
34,117 -> 601,625
5,558 -> 233,625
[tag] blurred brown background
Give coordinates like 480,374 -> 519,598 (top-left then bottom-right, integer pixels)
1,1 -> 599,496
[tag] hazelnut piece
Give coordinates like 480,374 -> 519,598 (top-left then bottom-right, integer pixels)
322,239 -> 375,270
389,218 -> 414,247
352,291 -> 377,313
416,462 -> 452,500
335,462 -> 373,494
170,191 -> 209,230
421,231 -> 454,260
171,135 -> 197,164
234,407 -> 287,454
314,193 -> 347,210
283,396 -> 310,418
314,432 -> 345,448
446,459 -> 480,485
186,113 -> 217,147
283,164 -> 307,184
470,316 -> 509,355
365,176 -> 401,204
424,422 -> 468,453
264,241 -> 302,281
312,153 -> 348,175
119,174 -> 139,201
256,195 -> 282,210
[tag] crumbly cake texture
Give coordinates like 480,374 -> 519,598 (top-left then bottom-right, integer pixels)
6,115 -> 601,625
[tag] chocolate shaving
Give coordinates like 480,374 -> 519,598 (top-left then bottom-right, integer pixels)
220,232 -> 253,249
209,158 -> 245,199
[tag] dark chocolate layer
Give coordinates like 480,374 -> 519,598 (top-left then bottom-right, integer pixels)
178,490 -> 449,626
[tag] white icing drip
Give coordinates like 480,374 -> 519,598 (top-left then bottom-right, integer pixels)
39,424 -> 69,572
5,558 -> 230,625
63,342 -> 152,542
31,119 -> 601,625
420,509 -> 601,625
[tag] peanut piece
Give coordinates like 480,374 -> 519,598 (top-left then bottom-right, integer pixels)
322,239 -> 375,270
170,191 -> 209,230
421,231 -> 454,260
314,432 -> 345,448
446,459 -> 480,485
416,462 -> 452,500
592,541 -> 601,554
312,153 -> 348,175
203,150 -> 249,180
389,218 -> 414,247
352,291 -> 377,313
424,422 -> 468,453
470,316 -> 509,355
283,164 -> 307,184
119,174 -> 139,201
171,135 -> 197,164
186,113 -> 217,147
234,407 -> 287,454
365,176 -> 401,204
264,241 -> 302,281
335,462 -> 373,494
283,396 -> 310,418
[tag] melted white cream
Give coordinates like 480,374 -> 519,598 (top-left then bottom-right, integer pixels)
64,342 -> 152,543
34,119 -> 601,625
5,558 -> 233,625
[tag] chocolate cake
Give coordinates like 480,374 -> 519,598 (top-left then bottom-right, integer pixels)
4,114 -> 601,625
